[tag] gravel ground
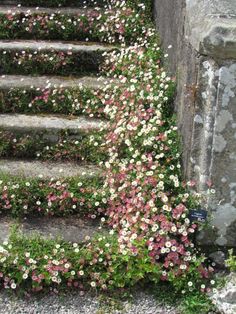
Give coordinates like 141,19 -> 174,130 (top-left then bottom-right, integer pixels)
0,290 -> 177,314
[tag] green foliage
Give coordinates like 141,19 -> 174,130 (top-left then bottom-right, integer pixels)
226,249 -> 236,271
0,174 -> 105,218
0,129 -> 107,163
0,4 -> 152,45
6,0 -> 108,7
0,87 -> 109,117
179,293 -> 217,314
0,228 -> 206,294
150,282 -> 217,314
0,50 -> 104,76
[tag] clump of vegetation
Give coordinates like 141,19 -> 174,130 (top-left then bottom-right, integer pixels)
0,129 -> 107,163
226,249 -> 236,272
0,174 -> 105,218
0,86 -> 111,118
149,282 -> 218,314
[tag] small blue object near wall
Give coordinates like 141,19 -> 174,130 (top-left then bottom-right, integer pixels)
189,209 -> 207,223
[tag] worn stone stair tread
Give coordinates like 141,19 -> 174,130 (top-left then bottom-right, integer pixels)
0,159 -> 102,178
0,5 -> 100,15
0,39 -> 117,52
0,216 -> 103,243
0,113 -> 107,133
0,74 -> 113,90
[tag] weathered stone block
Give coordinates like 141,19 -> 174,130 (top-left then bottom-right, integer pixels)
154,0 -> 236,248
211,273 -> 236,314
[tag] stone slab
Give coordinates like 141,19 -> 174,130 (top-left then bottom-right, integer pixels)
154,0 -> 236,247
0,216 -> 102,243
0,5 -> 96,15
0,75 -> 113,90
0,113 -> 107,134
0,74 -> 115,90
0,40 -> 116,53
185,0 -> 236,59
0,159 -> 101,178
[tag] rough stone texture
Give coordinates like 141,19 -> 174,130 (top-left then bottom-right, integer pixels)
0,216 -> 102,243
0,113 -> 107,136
185,0 -> 236,59
209,251 -> 227,268
0,159 -> 101,178
0,39 -> 115,53
0,289 -> 176,314
154,0 -> 236,248
0,74 -> 113,90
211,273 -> 236,314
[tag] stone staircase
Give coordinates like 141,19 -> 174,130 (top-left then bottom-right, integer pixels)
0,0 -> 114,242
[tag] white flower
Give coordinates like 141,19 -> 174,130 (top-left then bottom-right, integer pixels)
0,246 -> 8,254
11,283 -> 16,289
23,273 -> 28,280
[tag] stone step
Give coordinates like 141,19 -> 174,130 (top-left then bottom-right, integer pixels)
0,128 -> 107,163
0,159 -> 102,178
0,216 -> 102,243
0,75 -> 113,118
0,114 -> 107,158
0,39 -> 114,53
0,40 -> 116,76
0,5 -> 94,15
0,113 -> 107,135
0,74 -> 109,90
0,113 -> 108,162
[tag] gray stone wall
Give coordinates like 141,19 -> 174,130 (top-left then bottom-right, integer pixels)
154,0 -> 236,248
